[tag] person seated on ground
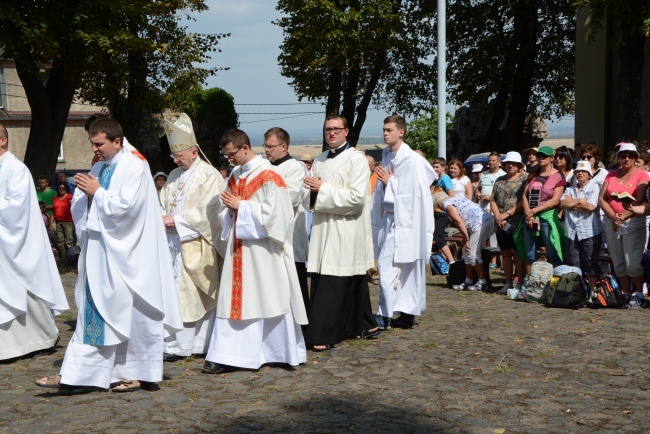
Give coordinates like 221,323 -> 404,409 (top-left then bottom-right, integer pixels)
560,160 -> 602,290
432,192 -> 494,292
431,158 -> 456,265
600,143 -> 649,308
515,146 -> 566,271
490,152 -> 527,294
449,159 -> 472,200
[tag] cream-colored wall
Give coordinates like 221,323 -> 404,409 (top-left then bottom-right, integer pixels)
3,65 -> 103,113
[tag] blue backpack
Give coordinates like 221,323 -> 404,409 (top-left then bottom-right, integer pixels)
429,253 -> 449,275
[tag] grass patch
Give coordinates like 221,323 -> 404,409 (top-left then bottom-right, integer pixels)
495,356 -> 511,373
535,350 -> 549,358
423,341 -> 437,348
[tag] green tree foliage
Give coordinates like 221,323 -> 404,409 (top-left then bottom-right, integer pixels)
276,0 -> 436,148
188,87 -> 239,166
404,110 -> 453,159
573,0 -> 650,148
0,0 -> 225,178
447,0 -> 575,152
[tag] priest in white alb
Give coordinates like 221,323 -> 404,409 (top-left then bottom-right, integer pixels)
159,113 -> 226,361
372,116 -> 436,330
36,118 -> 183,394
263,127 -> 310,310
202,129 -> 307,374
0,124 -> 69,361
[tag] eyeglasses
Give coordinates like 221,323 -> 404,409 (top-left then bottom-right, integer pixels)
263,143 -> 284,150
221,146 -> 244,159
618,152 -> 636,160
323,127 -> 346,134
581,155 -> 594,160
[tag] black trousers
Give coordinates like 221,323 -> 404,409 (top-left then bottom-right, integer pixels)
303,273 -> 376,346
295,262 -> 309,313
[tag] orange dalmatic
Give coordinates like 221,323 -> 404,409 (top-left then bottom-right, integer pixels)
227,170 -> 287,320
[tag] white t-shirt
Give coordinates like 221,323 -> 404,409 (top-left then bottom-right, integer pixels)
451,175 -> 471,199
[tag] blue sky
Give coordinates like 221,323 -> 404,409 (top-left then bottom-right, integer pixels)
188,0 -> 573,143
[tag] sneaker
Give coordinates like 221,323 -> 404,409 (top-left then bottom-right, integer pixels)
626,295 -> 647,309
497,283 -> 513,295
375,314 -> 391,330
452,282 -> 471,291
489,263 -> 497,270
468,282 -> 488,292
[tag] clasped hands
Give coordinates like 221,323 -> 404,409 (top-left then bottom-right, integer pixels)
221,190 -> 241,211
74,172 -> 101,197
374,165 -> 393,186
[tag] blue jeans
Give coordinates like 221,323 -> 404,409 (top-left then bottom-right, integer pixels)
522,219 -> 562,266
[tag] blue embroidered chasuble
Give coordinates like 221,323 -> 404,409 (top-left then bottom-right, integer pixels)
83,162 -> 118,345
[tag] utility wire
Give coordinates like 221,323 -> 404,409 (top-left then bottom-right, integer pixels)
239,112 -> 323,125
239,111 -> 323,115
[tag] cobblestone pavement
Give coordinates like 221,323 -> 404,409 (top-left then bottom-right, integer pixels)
1,270 -> 650,433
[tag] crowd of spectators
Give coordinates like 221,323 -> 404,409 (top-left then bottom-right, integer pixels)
430,141 -> 650,309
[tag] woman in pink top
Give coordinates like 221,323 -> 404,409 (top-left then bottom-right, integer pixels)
599,143 -> 650,308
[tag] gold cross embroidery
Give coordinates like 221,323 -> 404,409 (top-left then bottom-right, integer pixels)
165,124 -> 173,136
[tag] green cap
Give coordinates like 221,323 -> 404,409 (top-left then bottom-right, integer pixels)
536,146 -> 554,157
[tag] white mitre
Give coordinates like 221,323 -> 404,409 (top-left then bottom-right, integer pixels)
165,113 -> 198,153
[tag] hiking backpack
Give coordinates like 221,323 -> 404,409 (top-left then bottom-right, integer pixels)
522,261 -> 554,303
546,271 -> 589,309
590,275 -> 628,308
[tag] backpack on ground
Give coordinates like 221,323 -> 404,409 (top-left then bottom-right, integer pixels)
546,271 -> 589,309
522,261 -> 554,303
590,275 -> 628,308
446,259 -> 466,287
429,253 -> 449,275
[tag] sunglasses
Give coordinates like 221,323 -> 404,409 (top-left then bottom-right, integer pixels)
57,187 -> 67,190
581,155 -> 594,160
618,152 -> 637,160
535,153 -> 551,159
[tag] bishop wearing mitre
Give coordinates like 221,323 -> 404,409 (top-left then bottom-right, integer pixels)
159,113 -> 226,361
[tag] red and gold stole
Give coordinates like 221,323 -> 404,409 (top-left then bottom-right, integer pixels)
227,169 -> 287,319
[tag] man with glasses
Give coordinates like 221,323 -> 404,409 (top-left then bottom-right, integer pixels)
159,113 -> 226,362
0,124 -> 69,361
202,128 -> 307,374
303,115 -> 379,351
264,127 -> 310,311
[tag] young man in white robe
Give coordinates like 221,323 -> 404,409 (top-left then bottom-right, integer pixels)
36,118 -> 183,393
263,127 -> 310,310
202,129 -> 308,374
371,116 -> 436,329
303,115 -> 379,351
0,124 -> 69,361
159,114 -> 226,361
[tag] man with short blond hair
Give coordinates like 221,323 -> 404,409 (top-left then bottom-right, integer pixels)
372,115 -> 436,329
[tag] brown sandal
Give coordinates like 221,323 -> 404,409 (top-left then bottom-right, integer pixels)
35,375 -> 62,388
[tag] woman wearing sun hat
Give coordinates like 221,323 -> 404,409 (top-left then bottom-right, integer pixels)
599,143 -> 650,308
490,151 -> 527,293
560,160 -> 602,289
515,145 -> 566,269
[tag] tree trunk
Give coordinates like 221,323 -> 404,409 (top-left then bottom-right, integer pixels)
351,65 -> 383,147
611,8 -> 646,143
323,68 -> 342,151
17,54 -> 83,181
123,50 -> 148,148
341,68 -> 359,147
503,0 -> 538,148
481,89 -> 509,153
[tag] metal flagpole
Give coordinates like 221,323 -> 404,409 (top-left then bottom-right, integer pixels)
437,0 -> 446,159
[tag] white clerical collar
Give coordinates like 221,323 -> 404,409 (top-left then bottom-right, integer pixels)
240,155 -> 262,177
329,142 -> 349,153
103,148 -> 125,166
